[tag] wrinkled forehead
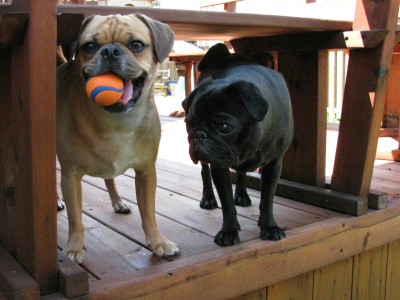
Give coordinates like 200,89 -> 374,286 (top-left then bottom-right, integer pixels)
80,14 -> 152,45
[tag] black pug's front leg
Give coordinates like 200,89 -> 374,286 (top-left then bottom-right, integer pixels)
210,166 -> 241,246
200,163 -> 218,209
258,160 -> 285,240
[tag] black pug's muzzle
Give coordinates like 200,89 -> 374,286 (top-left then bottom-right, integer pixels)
83,43 -> 148,113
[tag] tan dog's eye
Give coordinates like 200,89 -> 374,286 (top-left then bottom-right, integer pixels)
81,42 -> 99,54
128,40 -> 146,53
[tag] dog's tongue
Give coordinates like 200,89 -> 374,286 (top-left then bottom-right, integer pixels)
118,80 -> 133,105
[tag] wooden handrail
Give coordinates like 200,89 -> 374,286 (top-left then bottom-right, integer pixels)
54,5 -> 352,41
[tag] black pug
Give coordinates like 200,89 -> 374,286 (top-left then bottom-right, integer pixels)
182,43 -> 294,246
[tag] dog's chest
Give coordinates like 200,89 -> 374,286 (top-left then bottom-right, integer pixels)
83,131 -> 137,177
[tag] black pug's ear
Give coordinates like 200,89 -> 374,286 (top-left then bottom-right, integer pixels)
223,80 -> 269,122
135,14 -> 175,63
182,78 -> 213,113
197,43 -> 230,72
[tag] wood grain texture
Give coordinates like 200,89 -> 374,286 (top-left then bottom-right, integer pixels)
278,51 -> 327,187
313,258 -> 353,300
87,199 -> 400,299
10,0 -> 58,294
267,272 -> 313,300
385,240 -> 400,300
331,0 -> 400,197
352,245 -> 388,300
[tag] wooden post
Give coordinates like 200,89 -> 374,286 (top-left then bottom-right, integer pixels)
279,51 -> 328,187
8,0 -> 58,295
331,0 -> 400,197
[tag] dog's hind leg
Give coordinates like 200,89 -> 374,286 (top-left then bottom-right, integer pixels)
233,171 -> 252,207
200,163 -> 218,209
258,159 -> 285,241
105,178 -> 131,214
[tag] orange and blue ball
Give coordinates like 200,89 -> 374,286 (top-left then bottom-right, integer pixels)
86,73 -> 124,106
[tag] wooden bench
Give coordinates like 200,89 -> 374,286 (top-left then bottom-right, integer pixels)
0,0 -> 399,297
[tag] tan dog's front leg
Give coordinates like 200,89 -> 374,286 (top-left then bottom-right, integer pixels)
135,166 -> 180,257
61,171 -> 86,263
105,178 -> 131,214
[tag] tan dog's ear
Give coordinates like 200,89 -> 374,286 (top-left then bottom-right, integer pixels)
135,14 -> 175,63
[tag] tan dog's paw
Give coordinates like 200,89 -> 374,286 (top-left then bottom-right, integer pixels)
148,235 -> 180,257
112,201 -> 131,214
63,234 -> 86,263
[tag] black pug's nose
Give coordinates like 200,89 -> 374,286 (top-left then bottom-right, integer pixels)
101,44 -> 123,61
194,131 -> 208,141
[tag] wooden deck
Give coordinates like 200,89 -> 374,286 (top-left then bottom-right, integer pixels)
48,114 -> 400,299
2,1 -> 400,297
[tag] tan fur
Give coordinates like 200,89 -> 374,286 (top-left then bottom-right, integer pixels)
57,14 -> 178,263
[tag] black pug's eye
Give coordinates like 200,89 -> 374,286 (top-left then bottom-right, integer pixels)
218,123 -> 233,134
128,40 -> 145,53
81,42 -> 99,54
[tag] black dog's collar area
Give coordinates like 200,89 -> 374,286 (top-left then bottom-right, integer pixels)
104,73 -> 147,113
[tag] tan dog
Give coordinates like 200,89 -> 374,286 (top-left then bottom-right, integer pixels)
57,14 -> 179,263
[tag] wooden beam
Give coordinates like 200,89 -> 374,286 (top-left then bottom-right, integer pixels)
58,251 -> 88,298
231,171 -> 387,214
0,243 -> 39,299
10,0 -> 58,295
231,30 -> 388,52
0,49 -> 16,255
276,50 -> 327,187
53,5 -> 352,41
331,0 -> 400,197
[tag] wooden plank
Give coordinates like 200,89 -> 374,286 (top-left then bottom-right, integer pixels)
88,199 -> 400,299
385,240 -> 400,300
277,50 -> 327,187
155,158 -> 342,218
313,258 -> 353,300
0,243 -> 39,299
267,272 -> 313,300
352,245 -> 388,300
54,5 -> 352,41
233,171 -> 366,216
331,0 -> 400,198
325,178 -> 388,214
82,168 -> 332,239
0,48 -> 15,254
58,250 -> 88,298
276,179 -> 366,216
10,0 -> 58,294
229,288 -> 266,300
231,30 -> 388,52
56,171 -> 222,259
79,173 -> 260,244
57,212 -> 164,279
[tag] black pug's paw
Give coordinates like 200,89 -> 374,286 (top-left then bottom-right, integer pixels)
200,195 -> 218,210
214,229 -> 240,246
260,226 -> 286,241
233,191 -> 252,207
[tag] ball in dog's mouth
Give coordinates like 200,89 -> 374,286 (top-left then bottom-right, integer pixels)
104,73 -> 147,113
